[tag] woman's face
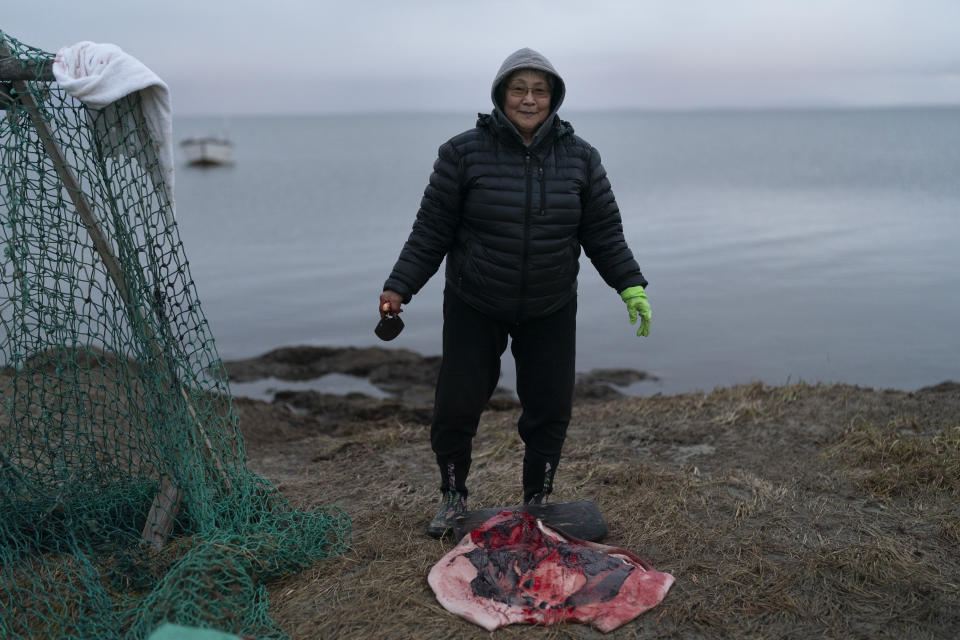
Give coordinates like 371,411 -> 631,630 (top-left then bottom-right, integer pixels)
502,70 -> 552,143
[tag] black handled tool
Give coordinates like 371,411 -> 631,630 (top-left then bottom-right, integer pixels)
375,303 -> 404,341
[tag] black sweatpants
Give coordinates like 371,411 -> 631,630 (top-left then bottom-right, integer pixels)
431,289 -> 576,500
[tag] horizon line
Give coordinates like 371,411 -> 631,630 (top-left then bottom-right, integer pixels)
172,102 -> 960,119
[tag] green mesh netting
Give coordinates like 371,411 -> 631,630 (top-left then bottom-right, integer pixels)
0,32 -> 351,639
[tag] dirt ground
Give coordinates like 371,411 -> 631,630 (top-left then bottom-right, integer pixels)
226,347 -> 960,639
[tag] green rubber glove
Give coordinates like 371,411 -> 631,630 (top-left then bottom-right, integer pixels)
620,286 -> 651,337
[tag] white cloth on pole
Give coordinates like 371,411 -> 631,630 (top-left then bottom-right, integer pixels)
52,41 -> 175,220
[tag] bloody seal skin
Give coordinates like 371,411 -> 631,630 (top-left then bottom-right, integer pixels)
428,510 -> 674,632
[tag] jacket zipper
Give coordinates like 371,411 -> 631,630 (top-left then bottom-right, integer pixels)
518,153 -> 533,323
539,165 -> 545,215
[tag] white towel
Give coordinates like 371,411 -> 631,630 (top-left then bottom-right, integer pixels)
52,41 -> 175,221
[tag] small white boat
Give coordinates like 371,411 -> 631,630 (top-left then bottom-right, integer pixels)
180,136 -> 233,166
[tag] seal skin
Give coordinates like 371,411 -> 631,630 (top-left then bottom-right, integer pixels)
428,510 -> 674,632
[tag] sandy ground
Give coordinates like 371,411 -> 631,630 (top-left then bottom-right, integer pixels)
223,347 -> 960,639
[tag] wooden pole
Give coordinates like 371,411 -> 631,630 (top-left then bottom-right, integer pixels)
3,68 -> 182,549
0,55 -> 53,82
1,43 -> 226,549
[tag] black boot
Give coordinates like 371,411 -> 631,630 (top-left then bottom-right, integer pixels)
428,458 -> 471,538
427,489 -> 467,538
523,454 -> 559,505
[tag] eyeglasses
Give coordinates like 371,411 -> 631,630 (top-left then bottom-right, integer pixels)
507,85 -> 551,100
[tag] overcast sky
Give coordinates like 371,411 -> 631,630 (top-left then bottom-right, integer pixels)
5,0 -> 960,115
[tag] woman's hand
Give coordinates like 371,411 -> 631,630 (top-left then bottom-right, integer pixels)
379,290 -> 404,317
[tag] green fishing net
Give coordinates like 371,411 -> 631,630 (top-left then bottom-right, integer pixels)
0,32 -> 351,639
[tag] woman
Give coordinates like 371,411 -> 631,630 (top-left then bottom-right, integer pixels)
380,48 -> 651,537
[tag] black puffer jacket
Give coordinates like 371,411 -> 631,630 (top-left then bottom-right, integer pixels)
384,111 -> 647,323
384,49 -> 645,323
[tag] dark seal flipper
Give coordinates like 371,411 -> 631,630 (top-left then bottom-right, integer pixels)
453,500 -> 607,542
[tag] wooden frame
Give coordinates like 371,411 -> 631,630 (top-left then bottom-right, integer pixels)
1,45 -> 224,549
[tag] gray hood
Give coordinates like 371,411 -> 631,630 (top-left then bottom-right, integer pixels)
491,47 -> 566,113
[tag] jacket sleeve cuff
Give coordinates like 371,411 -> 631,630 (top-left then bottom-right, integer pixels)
383,280 -> 413,304
617,278 -> 648,295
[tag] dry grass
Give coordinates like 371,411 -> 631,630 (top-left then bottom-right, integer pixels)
828,421 -> 960,498
235,380 -> 960,639
7,375 -> 955,638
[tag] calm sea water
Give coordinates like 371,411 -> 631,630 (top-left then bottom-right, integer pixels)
173,108 -> 960,397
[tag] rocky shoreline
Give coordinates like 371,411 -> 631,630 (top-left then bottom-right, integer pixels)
223,344 -> 656,429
